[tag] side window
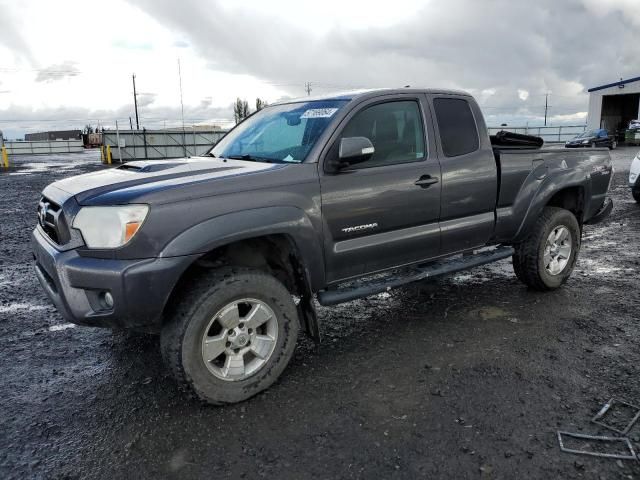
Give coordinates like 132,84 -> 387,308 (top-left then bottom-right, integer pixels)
433,98 -> 479,157
341,100 -> 426,168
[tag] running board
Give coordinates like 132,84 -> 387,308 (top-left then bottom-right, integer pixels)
317,246 -> 515,306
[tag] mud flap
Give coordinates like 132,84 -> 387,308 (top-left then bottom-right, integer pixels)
584,197 -> 613,225
297,295 -> 320,343
293,259 -> 320,343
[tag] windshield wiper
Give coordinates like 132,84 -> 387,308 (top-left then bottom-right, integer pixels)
226,154 -> 278,163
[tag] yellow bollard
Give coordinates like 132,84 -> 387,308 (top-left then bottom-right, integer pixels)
1,146 -> 8,168
106,145 -> 112,165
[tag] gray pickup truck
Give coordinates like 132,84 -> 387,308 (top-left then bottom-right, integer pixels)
33,88 -> 613,404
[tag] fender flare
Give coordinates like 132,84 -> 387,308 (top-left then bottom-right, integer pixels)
159,206 -> 325,290
513,171 -> 590,242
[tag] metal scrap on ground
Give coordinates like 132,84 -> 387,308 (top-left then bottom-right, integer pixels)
558,398 -> 640,461
592,398 -> 640,435
557,431 -> 637,460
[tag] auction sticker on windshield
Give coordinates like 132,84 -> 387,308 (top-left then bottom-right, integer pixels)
300,108 -> 339,119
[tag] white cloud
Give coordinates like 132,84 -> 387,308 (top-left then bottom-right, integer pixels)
0,0 -> 637,137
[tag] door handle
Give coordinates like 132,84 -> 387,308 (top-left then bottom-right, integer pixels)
415,175 -> 439,188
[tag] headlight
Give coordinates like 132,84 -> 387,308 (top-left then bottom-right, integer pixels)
582,140 -> 590,144
73,205 -> 149,248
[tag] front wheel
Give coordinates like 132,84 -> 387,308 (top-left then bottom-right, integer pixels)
512,207 -> 580,291
161,267 -> 299,405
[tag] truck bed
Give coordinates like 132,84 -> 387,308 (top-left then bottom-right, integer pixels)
492,146 -> 612,242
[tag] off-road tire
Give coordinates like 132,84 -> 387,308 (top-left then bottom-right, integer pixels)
512,207 -> 580,291
161,267 -> 299,405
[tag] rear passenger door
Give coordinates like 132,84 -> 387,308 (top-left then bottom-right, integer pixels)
429,95 -> 498,255
320,96 -> 442,283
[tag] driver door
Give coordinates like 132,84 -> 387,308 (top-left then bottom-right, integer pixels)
319,96 -> 442,283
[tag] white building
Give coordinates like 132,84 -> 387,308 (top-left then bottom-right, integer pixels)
587,76 -> 640,132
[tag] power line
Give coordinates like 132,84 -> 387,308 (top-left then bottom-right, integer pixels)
177,58 -> 187,157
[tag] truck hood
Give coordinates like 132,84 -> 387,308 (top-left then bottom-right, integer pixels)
46,157 -> 285,205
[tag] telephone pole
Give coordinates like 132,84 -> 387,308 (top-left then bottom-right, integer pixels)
305,82 -> 312,96
544,92 -> 549,126
132,74 -> 140,130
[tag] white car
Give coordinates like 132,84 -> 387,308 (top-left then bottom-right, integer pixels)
630,151 -> 640,203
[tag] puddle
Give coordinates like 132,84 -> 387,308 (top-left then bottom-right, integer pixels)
48,323 -> 76,332
469,306 -> 508,320
0,302 -> 49,313
2,151 -> 101,176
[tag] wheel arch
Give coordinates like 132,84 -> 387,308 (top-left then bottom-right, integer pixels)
159,207 -> 324,340
159,206 -> 325,291
513,177 -> 588,242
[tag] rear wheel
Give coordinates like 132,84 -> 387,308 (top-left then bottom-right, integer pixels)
161,267 -> 299,405
512,207 -> 580,290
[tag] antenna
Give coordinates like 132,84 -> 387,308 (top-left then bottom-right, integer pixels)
305,81 -> 312,96
178,58 -> 187,156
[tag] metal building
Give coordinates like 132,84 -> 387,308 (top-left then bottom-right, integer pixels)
587,76 -> 640,134
25,130 -> 82,141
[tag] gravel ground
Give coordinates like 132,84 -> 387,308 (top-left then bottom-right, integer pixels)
1,148 -> 639,479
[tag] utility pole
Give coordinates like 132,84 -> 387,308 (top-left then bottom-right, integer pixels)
544,92 -> 549,126
305,82 -> 312,96
132,74 -> 140,130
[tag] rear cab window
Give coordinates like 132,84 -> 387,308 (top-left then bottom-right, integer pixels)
433,97 -> 479,157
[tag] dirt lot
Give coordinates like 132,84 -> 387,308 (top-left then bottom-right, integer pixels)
1,148 -> 639,479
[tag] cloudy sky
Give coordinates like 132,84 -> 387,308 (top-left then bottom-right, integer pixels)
0,0 -> 638,138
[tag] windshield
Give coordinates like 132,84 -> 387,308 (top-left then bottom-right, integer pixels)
577,130 -> 598,138
210,100 -> 348,163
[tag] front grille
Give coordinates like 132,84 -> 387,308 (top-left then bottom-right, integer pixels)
37,197 -> 69,244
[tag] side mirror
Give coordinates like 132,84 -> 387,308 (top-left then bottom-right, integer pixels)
335,137 -> 374,169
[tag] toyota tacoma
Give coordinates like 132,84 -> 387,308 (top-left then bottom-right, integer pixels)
32,88 -> 614,404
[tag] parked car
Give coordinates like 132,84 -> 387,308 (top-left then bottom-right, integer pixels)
625,121 -> 640,146
565,128 -> 617,149
630,150 -> 640,203
32,88 -> 614,405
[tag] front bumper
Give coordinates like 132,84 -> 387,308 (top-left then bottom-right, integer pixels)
32,226 -> 197,329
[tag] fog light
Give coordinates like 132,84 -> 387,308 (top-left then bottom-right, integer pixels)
101,291 -> 114,309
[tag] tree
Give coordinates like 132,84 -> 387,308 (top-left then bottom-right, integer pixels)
255,98 -> 268,111
83,124 -> 94,134
234,98 -> 250,124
